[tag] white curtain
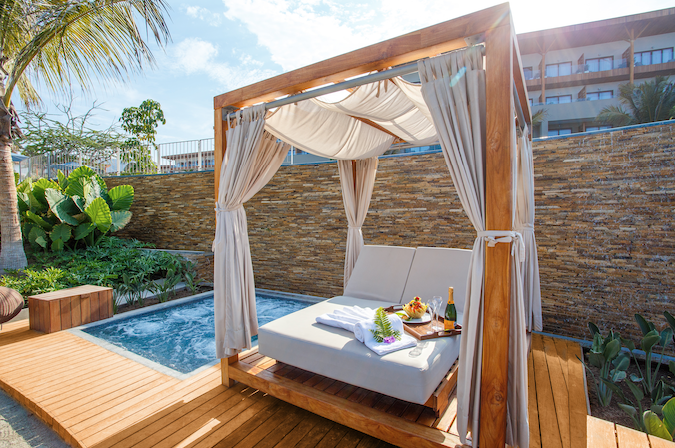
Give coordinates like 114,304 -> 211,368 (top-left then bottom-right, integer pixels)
418,47 -> 529,447
337,157 -> 379,288
213,105 -> 290,358
516,126 -> 543,332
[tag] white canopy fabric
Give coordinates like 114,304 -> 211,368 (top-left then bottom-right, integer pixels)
264,76 -> 441,161
337,157 -> 379,288
516,126 -> 543,332
417,47 -> 529,447
265,100 -> 394,160
213,104 -> 290,357
313,79 -> 437,146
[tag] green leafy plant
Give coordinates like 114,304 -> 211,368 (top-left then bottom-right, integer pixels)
626,314 -> 674,404
17,167 -> 134,251
150,268 -> 181,303
582,322 -> 630,407
0,267 -> 70,300
370,307 -> 401,343
643,397 -> 675,441
602,376 -> 648,432
182,260 -> 201,296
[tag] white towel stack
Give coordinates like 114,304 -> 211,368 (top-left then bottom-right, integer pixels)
316,306 -> 417,356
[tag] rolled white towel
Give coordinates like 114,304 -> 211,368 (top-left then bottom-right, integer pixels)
316,306 -> 374,333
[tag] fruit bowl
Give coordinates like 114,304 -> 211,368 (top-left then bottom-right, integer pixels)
403,297 -> 428,319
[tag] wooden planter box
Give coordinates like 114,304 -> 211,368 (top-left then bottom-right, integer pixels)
28,285 -> 113,333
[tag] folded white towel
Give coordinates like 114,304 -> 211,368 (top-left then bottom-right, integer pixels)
354,313 -> 417,355
316,306 -> 416,356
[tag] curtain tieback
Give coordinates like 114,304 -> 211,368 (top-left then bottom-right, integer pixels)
476,230 -> 525,261
347,225 -> 361,230
215,203 -> 243,213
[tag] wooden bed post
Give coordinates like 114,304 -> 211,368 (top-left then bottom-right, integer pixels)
214,107 -> 238,388
480,21 -> 514,448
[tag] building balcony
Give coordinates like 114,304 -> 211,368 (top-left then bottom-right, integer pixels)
526,60 -> 675,91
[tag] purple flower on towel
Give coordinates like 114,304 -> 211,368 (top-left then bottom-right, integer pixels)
383,336 -> 396,344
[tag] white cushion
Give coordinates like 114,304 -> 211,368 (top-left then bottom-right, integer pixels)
344,245 -> 416,303
258,295 -> 461,405
401,247 -> 472,313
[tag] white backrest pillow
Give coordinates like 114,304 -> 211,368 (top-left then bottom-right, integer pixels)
400,247 -> 473,313
343,245 -> 416,303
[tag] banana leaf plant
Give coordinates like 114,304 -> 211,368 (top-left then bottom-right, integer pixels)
643,396 -> 675,441
582,322 -> 630,407
625,313 -> 675,403
16,167 -> 134,251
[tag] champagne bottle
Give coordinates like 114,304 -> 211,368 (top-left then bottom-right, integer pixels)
445,287 -> 457,331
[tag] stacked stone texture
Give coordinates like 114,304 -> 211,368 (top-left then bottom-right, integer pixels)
105,123 -> 675,348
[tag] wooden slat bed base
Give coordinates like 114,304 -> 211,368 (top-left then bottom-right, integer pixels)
226,349 -> 462,448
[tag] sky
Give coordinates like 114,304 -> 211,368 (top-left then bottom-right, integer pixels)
19,0 -> 675,144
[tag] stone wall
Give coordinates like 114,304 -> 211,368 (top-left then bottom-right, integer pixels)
105,122 -> 675,345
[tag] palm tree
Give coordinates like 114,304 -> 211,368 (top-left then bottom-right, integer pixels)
595,76 -> 675,127
0,0 -> 170,272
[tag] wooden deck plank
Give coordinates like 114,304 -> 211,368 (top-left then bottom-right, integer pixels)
616,424 -> 650,447
143,386 -> 264,448
553,337 -> 569,390
567,340 -> 588,448
586,416 -> 616,448
528,349 -> 542,448
532,335 -> 563,448
178,392 -> 278,448
543,336 -> 571,448
211,400 -> 288,448
433,391 -> 457,431
238,406 -> 308,448
294,418 -> 338,448
107,383 -> 238,448
649,435 -> 675,448
274,412 -> 327,448
90,368 -> 224,448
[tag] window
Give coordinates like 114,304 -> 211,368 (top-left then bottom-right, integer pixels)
546,95 -> 573,104
586,90 -> 613,101
586,56 -> 613,72
634,48 -> 674,66
523,67 -> 533,80
545,62 -> 572,78
548,129 -> 572,136
586,126 -> 612,131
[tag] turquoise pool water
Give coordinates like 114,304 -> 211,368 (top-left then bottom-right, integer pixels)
82,293 -> 312,374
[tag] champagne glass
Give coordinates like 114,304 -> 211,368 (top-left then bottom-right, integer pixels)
429,296 -> 442,333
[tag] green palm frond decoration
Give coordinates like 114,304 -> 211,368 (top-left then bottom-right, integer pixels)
370,307 -> 401,343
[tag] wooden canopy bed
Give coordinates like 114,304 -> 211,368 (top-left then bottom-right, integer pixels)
212,3 -> 534,448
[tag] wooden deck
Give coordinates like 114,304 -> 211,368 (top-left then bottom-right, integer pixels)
529,333 -> 675,448
1,320 -> 674,448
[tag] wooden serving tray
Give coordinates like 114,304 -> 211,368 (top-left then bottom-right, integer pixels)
384,305 -> 462,340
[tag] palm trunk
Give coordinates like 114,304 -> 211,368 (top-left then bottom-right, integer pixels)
0,106 -> 27,273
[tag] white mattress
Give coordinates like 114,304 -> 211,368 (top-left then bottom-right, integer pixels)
258,295 -> 462,405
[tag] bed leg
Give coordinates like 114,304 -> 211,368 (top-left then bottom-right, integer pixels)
221,355 -> 238,387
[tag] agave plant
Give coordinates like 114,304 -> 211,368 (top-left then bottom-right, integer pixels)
16,166 -> 134,251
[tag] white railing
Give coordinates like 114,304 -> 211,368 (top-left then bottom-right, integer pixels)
14,138 -> 441,181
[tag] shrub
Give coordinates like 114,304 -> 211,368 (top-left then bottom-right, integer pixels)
17,167 -> 134,251
0,237 -> 188,304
